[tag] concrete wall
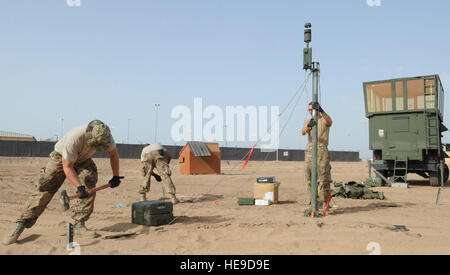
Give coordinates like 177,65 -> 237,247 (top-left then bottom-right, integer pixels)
0,141 -> 360,162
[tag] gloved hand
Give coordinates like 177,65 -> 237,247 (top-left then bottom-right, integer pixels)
109,176 -> 123,188
152,172 -> 162,182
77,186 -> 90,199
312,102 -> 324,113
307,118 -> 316,129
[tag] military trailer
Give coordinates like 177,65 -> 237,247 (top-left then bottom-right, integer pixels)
363,74 -> 448,186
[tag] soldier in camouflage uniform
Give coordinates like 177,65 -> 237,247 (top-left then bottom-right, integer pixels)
139,143 -> 179,204
301,102 -> 333,208
2,120 -> 122,246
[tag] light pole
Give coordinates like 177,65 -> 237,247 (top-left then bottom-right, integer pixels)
224,124 -> 227,148
60,118 -> 64,140
127,118 -> 131,144
154,104 -> 160,143
276,114 -> 280,162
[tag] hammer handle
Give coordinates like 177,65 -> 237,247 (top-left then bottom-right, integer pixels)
69,183 -> 111,200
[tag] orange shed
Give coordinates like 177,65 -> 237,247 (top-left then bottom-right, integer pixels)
178,142 -> 221,175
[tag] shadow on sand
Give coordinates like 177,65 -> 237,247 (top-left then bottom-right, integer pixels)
179,194 -> 224,203
330,202 -> 415,216
172,215 -> 233,225
407,179 -> 449,187
277,200 -> 297,205
100,223 -> 140,232
17,234 -> 41,244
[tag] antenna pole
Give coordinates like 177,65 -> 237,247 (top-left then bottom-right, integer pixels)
303,23 -> 321,217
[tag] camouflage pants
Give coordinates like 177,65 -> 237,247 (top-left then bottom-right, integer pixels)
17,151 -> 98,228
139,152 -> 176,196
305,145 -> 332,204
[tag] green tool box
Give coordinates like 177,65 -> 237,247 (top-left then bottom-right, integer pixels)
238,198 -> 255,205
132,201 -> 174,226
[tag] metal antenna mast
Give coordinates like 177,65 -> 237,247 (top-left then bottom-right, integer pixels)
303,23 -> 321,217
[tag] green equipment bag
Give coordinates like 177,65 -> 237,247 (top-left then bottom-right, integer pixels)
345,182 -> 365,198
364,177 -> 383,187
132,201 -> 174,226
332,181 -> 385,200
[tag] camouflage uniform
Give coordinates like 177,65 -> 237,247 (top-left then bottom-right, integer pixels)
305,145 -> 332,204
3,120 -> 116,245
139,150 -> 176,197
304,116 -> 332,206
17,151 -> 98,228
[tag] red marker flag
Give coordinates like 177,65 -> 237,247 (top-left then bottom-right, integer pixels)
242,144 -> 256,169
323,194 -> 333,217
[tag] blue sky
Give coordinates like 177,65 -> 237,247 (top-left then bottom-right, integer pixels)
1,0 -> 449,159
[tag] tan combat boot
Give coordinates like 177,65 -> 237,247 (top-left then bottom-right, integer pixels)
74,221 -> 99,238
2,222 -> 25,246
169,194 -> 180,205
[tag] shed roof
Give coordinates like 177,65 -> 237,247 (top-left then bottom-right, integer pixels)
0,131 -> 35,139
187,141 -> 211,157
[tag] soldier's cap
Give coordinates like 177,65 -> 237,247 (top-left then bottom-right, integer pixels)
144,142 -> 164,153
151,142 -> 164,150
85,120 -> 112,151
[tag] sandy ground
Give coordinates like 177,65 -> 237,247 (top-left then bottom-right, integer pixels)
1,156 -> 450,255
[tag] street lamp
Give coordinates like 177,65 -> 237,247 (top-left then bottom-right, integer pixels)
224,125 -> 227,148
154,104 -> 160,143
127,118 -> 131,144
60,118 -> 64,139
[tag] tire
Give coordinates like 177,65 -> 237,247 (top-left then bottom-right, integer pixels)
429,164 -> 449,187
430,174 -> 440,186
444,163 -> 449,185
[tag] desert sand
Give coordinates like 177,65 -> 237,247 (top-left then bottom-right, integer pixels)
1,156 -> 450,255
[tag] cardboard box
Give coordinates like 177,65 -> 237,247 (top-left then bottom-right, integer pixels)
254,182 -> 280,204
255,199 -> 272,206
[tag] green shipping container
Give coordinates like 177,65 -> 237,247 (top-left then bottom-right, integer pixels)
363,74 -> 449,186
132,201 -> 174,226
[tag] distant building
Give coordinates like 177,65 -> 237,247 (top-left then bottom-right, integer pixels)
0,131 -> 36,142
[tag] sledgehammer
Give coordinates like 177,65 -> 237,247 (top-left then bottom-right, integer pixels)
59,176 -> 125,211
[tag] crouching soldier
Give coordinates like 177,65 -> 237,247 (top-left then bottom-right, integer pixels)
2,120 -> 122,245
139,143 -> 179,204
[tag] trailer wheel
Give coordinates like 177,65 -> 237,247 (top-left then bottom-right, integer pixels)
429,164 -> 449,187
444,164 -> 449,185
430,174 -> 440,186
